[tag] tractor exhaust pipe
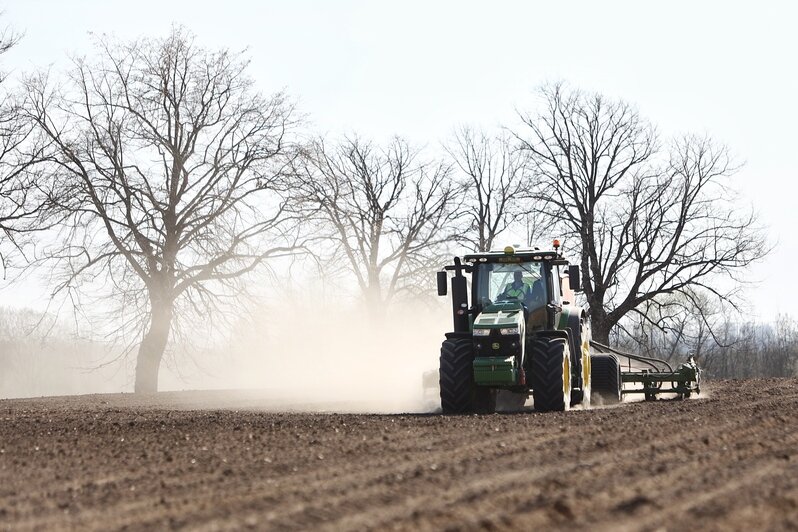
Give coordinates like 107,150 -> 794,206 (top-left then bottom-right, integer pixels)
451,265 -> 469,333
439,257 -> 470,333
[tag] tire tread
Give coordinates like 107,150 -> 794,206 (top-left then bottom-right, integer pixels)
528,337 -> 570,412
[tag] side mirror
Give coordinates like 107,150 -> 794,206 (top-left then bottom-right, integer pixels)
436,271 -> 448,296
568,265 -> 581,292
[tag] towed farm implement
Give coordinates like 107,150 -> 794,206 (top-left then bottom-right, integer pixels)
591,341 -> 701,401
435,243 -> 701,413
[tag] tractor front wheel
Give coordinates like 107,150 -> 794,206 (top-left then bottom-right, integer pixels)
439,337 -> 496,414
529,337 -> 572,412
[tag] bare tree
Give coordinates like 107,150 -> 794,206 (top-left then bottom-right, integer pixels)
516,82 -> 766,343
446,126 -> 529,252
23,28 -> 301,392
614,289 -> 720,364
613,300 -> 798,379
0,24 -> 43,276
295,136 -> 458,313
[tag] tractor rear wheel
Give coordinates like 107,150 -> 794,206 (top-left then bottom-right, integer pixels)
439,338 -> 496,414
591,354 -> 622,404
529,337 -> 572,412
566,315 -> 590,407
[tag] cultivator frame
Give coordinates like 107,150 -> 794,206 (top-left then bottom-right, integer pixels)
591,341 -> 701,400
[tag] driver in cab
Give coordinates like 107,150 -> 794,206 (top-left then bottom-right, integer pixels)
499,271 -> 531,302
499,271 -> 546,328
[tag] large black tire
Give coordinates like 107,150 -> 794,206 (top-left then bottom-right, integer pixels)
528,337 -> 572,412
591,353 -> 622,404
439,338 -> 496,414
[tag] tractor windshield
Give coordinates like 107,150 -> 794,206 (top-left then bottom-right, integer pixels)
474,261 -> 548,312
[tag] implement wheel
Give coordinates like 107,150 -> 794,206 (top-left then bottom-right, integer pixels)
529,337 -> 572,412
439,338 -> 496,414
591,354 -> 622,404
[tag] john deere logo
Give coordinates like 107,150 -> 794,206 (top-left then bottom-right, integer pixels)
492,342 -> 500,350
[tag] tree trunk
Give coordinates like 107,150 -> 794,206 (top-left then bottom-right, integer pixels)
134,297 -> 174,393
590,308 -> 612,345
363,278 -> 388,322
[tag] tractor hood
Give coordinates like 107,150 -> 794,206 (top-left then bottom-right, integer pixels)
473,301 -> 525,332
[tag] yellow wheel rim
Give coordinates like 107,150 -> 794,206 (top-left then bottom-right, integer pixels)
563,353 -> 570,396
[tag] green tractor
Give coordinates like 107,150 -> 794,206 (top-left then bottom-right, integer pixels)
436,243 -> 597,413
435,243 -> 701,414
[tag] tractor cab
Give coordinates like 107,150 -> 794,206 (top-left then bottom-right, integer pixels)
437,244 -> 582,335
472,261 -> 546,321
466,248 -> 576,333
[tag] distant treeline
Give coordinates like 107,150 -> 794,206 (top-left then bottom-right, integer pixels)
0,307 -> 125,398
614,314 -> 798,379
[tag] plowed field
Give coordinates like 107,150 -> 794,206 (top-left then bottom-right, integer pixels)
2,378 -> 797,531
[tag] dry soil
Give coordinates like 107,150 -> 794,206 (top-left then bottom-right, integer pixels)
1,378 -> 797,531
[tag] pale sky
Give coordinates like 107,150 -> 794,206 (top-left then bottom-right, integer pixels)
2,0 -> 796,319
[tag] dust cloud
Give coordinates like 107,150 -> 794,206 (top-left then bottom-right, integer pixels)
1,296 -> 449,413
158,299 -> 448,414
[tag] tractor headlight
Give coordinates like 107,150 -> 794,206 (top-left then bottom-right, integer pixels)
473,328 -> 490,336
499,327 -> 519,335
